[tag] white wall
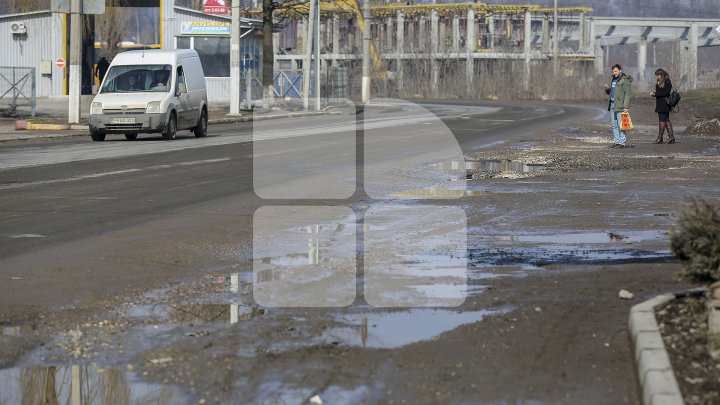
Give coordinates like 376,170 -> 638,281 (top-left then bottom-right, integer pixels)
0,11 -> 64,97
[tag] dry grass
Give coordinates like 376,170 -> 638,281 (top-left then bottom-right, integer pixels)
671,199 -> 720,283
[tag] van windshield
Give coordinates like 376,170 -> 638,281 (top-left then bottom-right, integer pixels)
100,65 -> 173,93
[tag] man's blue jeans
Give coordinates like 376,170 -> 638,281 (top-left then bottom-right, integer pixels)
610,101 -> 626,146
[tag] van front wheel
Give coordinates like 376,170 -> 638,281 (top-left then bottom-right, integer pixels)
162,113 -> 177,140
194,109 -> 207,138
91,132 -> 105,142
125,133 -> 138,141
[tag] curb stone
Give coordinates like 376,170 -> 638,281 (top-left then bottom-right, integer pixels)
629,293 -> 683,405
629,289 -> 706,405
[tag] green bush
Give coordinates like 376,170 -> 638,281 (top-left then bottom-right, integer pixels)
671,199 -> 720,282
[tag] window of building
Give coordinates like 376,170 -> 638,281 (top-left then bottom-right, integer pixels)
194,36 -> 230,77
175,36 -> 230,77
176,37 -> 191,49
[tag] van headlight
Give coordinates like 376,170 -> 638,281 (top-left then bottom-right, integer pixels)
90,102 -> 103,115
146,101 -> 162,113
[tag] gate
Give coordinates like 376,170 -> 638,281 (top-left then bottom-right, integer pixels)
0,67 -> 36,117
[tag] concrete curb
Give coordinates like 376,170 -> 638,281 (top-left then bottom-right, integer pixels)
629,294 -> 684,405
10,110 -> 332,132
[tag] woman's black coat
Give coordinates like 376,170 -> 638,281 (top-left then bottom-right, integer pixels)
654,79 -> 672,113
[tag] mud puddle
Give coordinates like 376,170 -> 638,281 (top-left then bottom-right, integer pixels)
0,364 -> 188,404
468,229 -> 671,267
324,307 -> 510,349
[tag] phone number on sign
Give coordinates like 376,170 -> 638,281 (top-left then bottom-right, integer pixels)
204,7 -> 228,14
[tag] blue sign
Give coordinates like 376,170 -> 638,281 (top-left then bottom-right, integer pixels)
180,22 -> 231,36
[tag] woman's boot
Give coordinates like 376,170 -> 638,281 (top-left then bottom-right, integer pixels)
667,121 -> 675,144
653,122 -> 666,144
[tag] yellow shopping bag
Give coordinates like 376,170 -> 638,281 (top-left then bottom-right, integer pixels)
620,111 -> 633,131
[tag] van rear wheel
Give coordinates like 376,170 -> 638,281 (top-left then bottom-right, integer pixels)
194,109 -> 207,138
125,133 -> 138,141
162,113 -> 177,140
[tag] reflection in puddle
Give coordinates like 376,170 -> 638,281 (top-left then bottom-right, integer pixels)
256,382 -> 372,405
469,230 -> 671,267
433,159 -> 548,178
0,365 -> 186,404
505,230 -> 665,244
325,308 -> 507,349
253,207 -> 357,307
389,188 -> 488,198
469,247 -> 671,267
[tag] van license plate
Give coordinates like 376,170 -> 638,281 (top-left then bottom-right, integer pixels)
111,117 -> 135,124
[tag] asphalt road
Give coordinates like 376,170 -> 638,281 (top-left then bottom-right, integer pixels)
0,100 -> 581,265
5,100 -> 671,404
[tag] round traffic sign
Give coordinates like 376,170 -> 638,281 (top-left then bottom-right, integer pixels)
55,58 -> 66,68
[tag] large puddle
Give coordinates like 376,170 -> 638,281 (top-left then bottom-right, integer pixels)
468,230 -> 671,267
0,365 -> 188,404
323,308 -> 508,349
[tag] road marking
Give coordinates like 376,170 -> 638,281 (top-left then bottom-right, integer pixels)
0,104 -> 565,171
0,158 -> 231,190
9,234 -> 46,238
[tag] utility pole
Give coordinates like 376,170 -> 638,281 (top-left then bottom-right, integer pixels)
553,0 -> 559,75
361,0 -> 371,104
302,0 -> 316,110
69,0 -> 82,123
313,0 -> 321,110
230,0 -> 241,114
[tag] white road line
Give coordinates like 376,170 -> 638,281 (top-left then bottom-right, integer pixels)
0,105 -> 559,171
0,158 -> 231,190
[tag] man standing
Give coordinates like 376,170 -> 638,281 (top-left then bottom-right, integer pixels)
95,57 -> 110,85
603,64 -> 633,148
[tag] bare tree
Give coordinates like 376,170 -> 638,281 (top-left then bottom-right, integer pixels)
94,0 -> 132,62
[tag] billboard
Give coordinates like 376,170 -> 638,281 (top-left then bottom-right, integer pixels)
203,0 -> 229,15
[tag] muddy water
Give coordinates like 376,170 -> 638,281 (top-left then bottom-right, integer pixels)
324,307 -> 510,348
0,364 -> 187,404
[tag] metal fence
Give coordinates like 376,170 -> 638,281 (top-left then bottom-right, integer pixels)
273,67 -> 349,102
0,67 -> 36,117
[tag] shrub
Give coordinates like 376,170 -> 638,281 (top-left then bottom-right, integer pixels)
671,199 -> 720,282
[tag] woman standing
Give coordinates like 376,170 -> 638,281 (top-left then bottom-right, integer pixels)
650,68 -> 675,144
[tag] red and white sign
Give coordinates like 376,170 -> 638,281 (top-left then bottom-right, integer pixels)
203,0 -> 228,15
55,58 -> 66,68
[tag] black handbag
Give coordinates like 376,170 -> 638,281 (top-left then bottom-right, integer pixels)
666,90 -> 681,111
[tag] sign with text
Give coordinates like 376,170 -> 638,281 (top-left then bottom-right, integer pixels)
180,22 -> 231,36
203,0 -> 229,15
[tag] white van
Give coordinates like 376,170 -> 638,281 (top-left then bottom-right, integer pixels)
89,49 -> 208,141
